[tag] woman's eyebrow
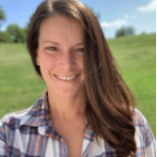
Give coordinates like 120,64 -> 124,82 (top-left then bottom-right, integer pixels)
40,40 -> 60,45
40,40 -> 84,46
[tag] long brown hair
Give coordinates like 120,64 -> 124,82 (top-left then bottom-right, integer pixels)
27,0 -> 137,156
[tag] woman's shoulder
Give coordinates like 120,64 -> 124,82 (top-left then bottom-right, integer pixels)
0,90 -> 48,129
133,108 -> 153,133
0,106 -> 32,129
133,108 -> 147,125
133,108 -> 155,151
0,98 -> 42,127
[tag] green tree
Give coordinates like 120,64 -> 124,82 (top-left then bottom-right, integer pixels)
115,27 -> 126,38
115,26 -> 135,38
0,31 -> 12,43
6,24 -> 25,43
0,5 -> 6,28
125,26 -> 135,36
23,13 -> 34,39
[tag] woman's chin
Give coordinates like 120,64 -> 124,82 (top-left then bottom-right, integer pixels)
56,89 -> 80,98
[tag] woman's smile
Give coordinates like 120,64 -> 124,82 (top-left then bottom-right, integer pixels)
53,74 -> 80,83
36,15 -> 85,97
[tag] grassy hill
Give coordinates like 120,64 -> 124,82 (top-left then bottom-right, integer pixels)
0,33 -> 156,137
107,33 -> 156,137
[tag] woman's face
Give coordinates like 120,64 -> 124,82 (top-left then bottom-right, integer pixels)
36,15 -> 85,97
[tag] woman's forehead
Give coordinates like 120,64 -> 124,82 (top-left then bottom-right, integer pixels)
39,15 -> 84,44
40,15 -> 83,31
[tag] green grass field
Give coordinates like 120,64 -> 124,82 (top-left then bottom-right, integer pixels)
0,33 -> 156,137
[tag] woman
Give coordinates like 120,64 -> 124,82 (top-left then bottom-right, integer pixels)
0,0 -> 155,156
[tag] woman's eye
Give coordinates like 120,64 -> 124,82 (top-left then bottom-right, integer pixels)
46,47 -> 58,51
76,48 -> 84,52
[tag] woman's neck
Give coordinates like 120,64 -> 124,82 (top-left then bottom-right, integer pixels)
47,87 -> 87,122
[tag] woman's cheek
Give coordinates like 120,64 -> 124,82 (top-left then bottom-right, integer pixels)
40,52 -> 56,70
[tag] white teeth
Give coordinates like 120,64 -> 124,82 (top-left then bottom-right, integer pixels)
56,75 -> 77,80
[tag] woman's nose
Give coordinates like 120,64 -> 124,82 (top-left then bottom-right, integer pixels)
61,52 -> 74,70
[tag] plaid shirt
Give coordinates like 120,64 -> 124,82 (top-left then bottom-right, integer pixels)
0,91 -> 156,157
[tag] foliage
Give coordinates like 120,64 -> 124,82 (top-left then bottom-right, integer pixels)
140,32 -> 147,35
21,13 -> 34,42
115,26 -> 135,38
24,22 -> 29,35
0,31 -> 12,43
0,5 -> 6,27
115,27 -> 126,38
6,24 -> 26,43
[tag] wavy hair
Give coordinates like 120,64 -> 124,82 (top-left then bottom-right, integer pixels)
27,0 -> 137,156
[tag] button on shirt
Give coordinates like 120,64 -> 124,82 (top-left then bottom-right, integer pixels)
0,91 -> 156,157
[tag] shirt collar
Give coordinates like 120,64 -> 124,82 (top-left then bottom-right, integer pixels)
19,90 -> 63,139
19,90 -> 95,140
20,90 -> 50,127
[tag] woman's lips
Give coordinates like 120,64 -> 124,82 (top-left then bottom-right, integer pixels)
53,74 -> 80,83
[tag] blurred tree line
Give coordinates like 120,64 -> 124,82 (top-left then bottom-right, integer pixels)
0,4 -> 136,43
0,5 -> 31,43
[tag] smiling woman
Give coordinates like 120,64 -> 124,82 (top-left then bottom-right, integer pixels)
36,15 -> 85,100
0,0 -> 155,157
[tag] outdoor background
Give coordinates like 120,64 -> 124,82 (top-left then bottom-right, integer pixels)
0,0 -> 156,137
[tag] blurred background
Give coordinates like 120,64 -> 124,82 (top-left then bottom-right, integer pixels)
0,0 -> 156,39
0,0 -> 156,137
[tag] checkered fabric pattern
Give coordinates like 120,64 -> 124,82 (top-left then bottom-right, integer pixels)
0,91 -> 156,157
